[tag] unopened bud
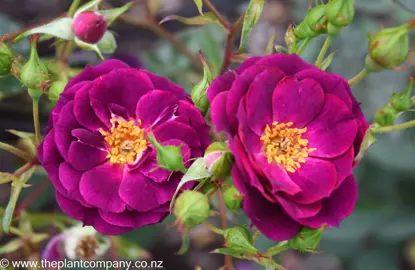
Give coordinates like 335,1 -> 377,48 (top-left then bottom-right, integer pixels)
20,37 -> 49,97
223,185 -> 242,211
294,21 -> 317,40
366,22 -> 412,70
0,43 -> 14,76
325,0 -> 355,28
49,80 -> 67,103
304,5 -> 328,35
204,142 -> 234,178
288,226 -> 324,252
375,105 -> 397,126
73,12 -> 107,44
224,226 -> 257,254
174,190 -> 210,230
390,78 -> 414,112
148,135 -> 186,172
285,25 -> 298,52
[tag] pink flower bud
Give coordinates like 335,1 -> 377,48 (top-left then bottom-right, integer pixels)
73,12 -> 107,44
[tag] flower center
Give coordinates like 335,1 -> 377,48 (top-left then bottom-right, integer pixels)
99,118 -> 147,165
75,235 -> 99,261
260,122 -> 316,173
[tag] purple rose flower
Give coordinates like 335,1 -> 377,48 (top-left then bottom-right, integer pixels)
38,60 -> 210,235
73,12 -> 107,44
207,54 -> 369,241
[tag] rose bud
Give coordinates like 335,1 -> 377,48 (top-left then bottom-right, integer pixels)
174,190 -> 210,230
73,12 -> 107,44
375,105 -> 397,126
223,185 -> 242,211
285,25 -> 298,53
294,21 -> 317,40
365,21 -> 414,71
0,43 -> 14,76
224,226 -> 257,254
204,142 -> 234,178
48,80 -> 67,103
208,53 -> 369,240
304,5 -> 328,36
390,78 -> 414,112
288,226 -> 324,252
325,0 -> 355,35
20,37 -> 49,98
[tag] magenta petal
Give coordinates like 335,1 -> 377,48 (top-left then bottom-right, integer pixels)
243,184 -> 302,241
276,195 -> 322,219
41,233 -> 65,261
153,121 -> 200,148
254,54 -> 315,76
84,212 -> 133,235
99,208 -> 167,228
235,57 -> 262,74
119,171 -> 179,212
90,69 -> 155,118
207,71 -> 235,101
56,191 -> 87,221
41,130 -> 63,165
74,84 -> 105,131
59,162 -> 82,194
290,158 -> 337,204
136,90 -> 179,129
65,60 -> 129,90
329,146 -> 354,188
55,102 -> 80,159
299,175 -> 357,228
211,91 -> 231,134
79,162 -> 125,213
237,100 -> 262,154
272,77 -> 324,128
305,94 -> 358,158
246,69 -> 285,135
71,128 -> 105,148
141,70 -> 187,100
67,141 -> 107,171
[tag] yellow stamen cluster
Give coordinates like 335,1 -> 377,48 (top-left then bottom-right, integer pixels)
99,118 -> 147,165
261,122 -> 316,173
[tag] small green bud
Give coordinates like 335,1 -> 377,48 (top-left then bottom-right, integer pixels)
223,185 -> 242,211
375,105 -> 397,126
148,135 -> 186,172
390,78 -> 414,112
288,226 -> 324,252
304,5 -> 328,35
48,80 -> 67,103
191,51 -> 212,116
294,21 -> 317,40
325,0 -> 355,28
174,190 -> 210,230
20,37 -> 49,93
0,43 -> 14,76
223,226 -> 257,254
366,22 -> 413,70
284,25 -> 298,53
204,142 -> 234,178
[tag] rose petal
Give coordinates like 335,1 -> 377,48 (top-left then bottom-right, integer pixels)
272,76 -> 324,128
207,71 -> 236,101
211,91 -> 231,134
136,90 -> 179,129
79,162 -> 126,213
298,175 -> 357,228
254,54 -> 315,76
141,70 -> 187,100
235,57 -> 262,74
55,102 -> 80,159
290,158 -> 337,204
84,212 -> 133,235
71,128 -> 105,148
99,207 -> 168,228
67,141 -> 107,171
305,94 -> 358,158
153,120 -> 200,148
276,195 -> 322,219
56,191 -> 87,221
73,83 -> 105,131
329,146 -> 354,188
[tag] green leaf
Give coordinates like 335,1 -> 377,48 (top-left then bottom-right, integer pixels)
0,238 -> 22,254
148,135 -> 186,172
264,32 -> 276,55
194,0 -> 203,15
97,31 -> 117,54
210,248 -> 245,258
237,0 -> 265,54
354,129 -> 376,163
18,212 -> 33,236
31,233 -> 50,243
169,158 -> 211,211
28,213 -> 77,228
191,51 -> 212,115
160,13 -> 227,32
74,37 -> 104,59
97,2 -> 133,26
2,167 -> 35,233
74,0 -> 103,17
14,18 -> 74,43
320,51 -> 336,71
7,130 -> 36,142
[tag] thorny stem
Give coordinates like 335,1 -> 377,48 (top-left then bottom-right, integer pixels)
102,2 -> 203,73
0,142 -> 33,162
372,119 -> 415,133
202,0 -> 232,29
220,13 -> 245,74
217,192 -> 233,270
348,68 -> 370,86
296,37 -> 313,56
315,34 -> 334,68
32,98 -> 41,146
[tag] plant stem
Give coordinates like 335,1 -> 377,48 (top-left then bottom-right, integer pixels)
371,119 -> 415,133
265,241 -> 289,256
15,178 -> 50,216
296,37 -> 312,55
315,34 -> 334,68
0,142 -> 32,161
219,13 -> 245,74
68,0 -> 82,17
202,0 -> 231,29
32,98 -> 41,146
204,221 -> 224,235
217,192 -> 233,270
348,68 -> 369,86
